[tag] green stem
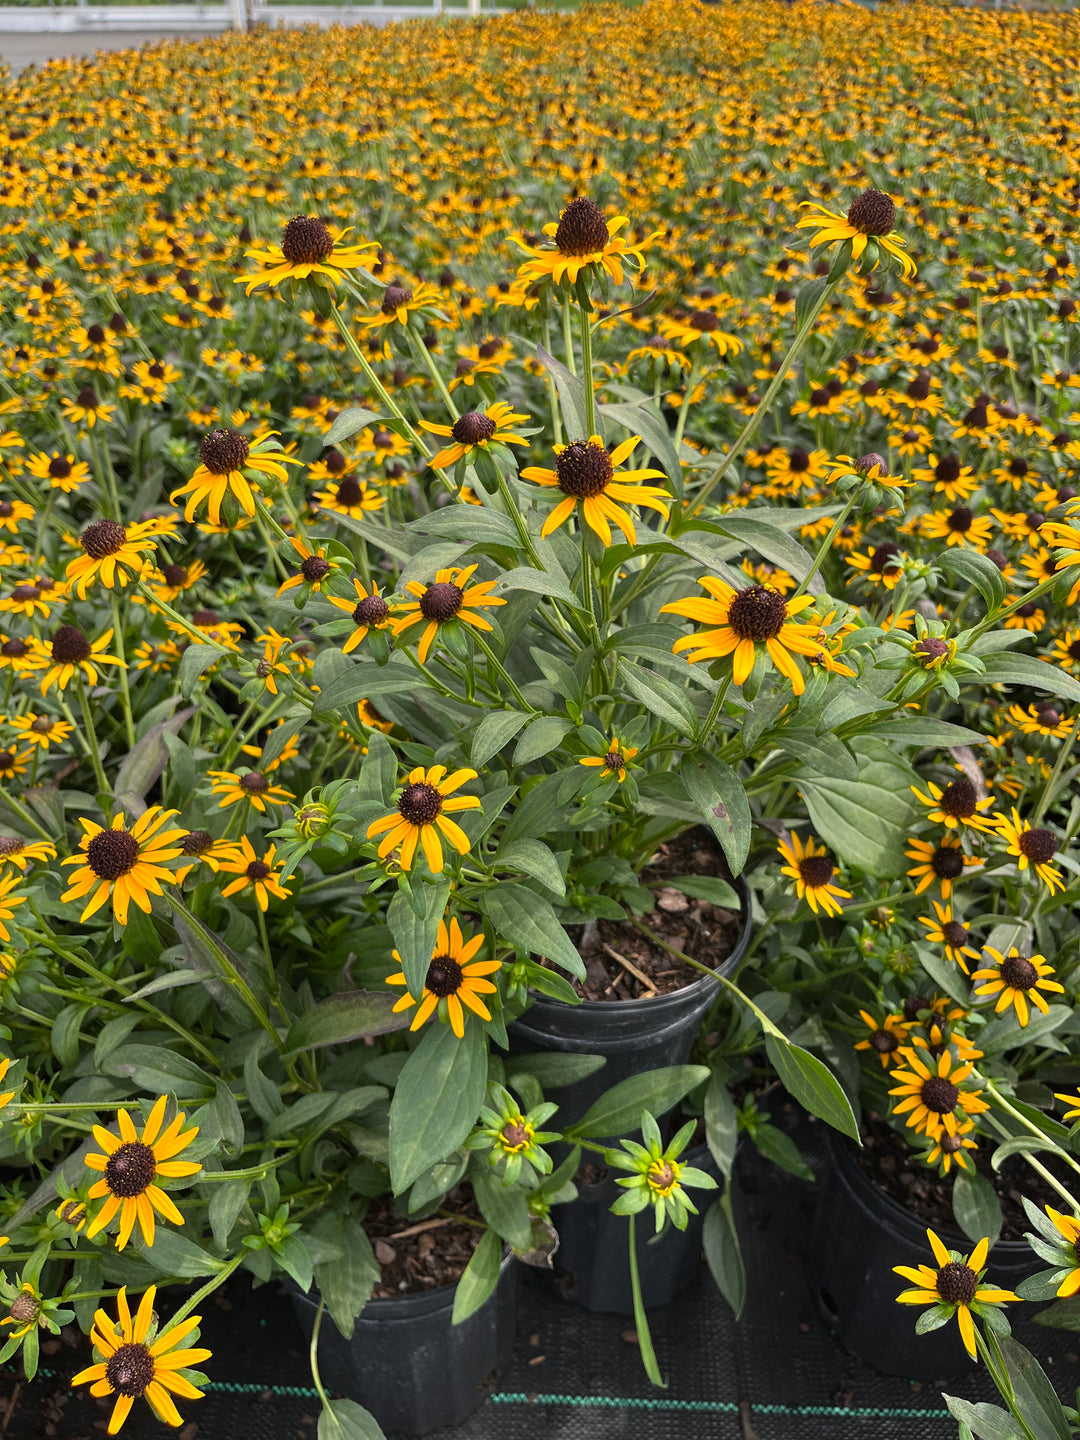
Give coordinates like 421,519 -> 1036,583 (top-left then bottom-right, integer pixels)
136,583 -> 229,652
696,674 -> 731,746
561,297 -> 577,377
580,306 -> 597,438
471,630 -> 535,713
166,1253 -> 246,1331
110,593 -> 135,749
74,675 -> 109,798
412,332 -> 459,420
791,493 -> 858,600
328,302 -> 432,459
494,471 -> 546,571
684,279 -> 838,523
627,1213 -> 665,1387
982,1078 -> 1080,1191
1032,724 -> 1077,825
672,351 -> 701,453
0,788 -> 58,845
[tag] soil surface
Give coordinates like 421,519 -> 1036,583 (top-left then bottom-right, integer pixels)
563,826 -> 744,1001
365,1186 -> 484,1297
855,1111 -> 1071,1241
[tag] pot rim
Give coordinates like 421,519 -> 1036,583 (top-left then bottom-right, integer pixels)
292,1246 -> 515,1320
525,870 -> 753,1014
827,1120 -> 1035,1254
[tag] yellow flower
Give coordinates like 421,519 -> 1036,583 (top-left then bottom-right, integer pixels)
357,280 -> 442,331
893,1230 -> 1016,1359
580,737 -> 638,783
989,807 -> 1064,892
420,400 -> 530,470
252,629 -> 295,695
61,808 -> 188,925
217,836 -> 292,911
7,712 -> 73,751
796,188 -> 916,278
35,624 -> 124,695
924,1121 -> 979,1176
776,832 -> 851,917
0,834 -> 57,871
311,472 -> 385,518
60,386 -> 115,428
0,1055 -> 17,1111
65,517 -> 177,598
854,1010 -> 910,1069
206,768 -> 295,814
0,874 -> 28,942
275,537 -> 341,598
237,216 -> 378,294
367,764 -> 480,873
888,1046 -> 990,1138
170,429 -> 301,525
916,902 -> 981,974
85,1096 -> 201,1250
904,834 -> 981,898
522,435 -> 669,546
71,1284 -> 212,1432
392,564 -> 505,664
512,196 -> 655,288
386,915 -> 501,1038
662,577 -> 824,695
971,947 -> 1064,1027
326,579 -> 393,653
911,776 -> 995,832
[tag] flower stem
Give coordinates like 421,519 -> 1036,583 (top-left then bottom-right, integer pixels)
791,493 -> 858,600
166,1252 -> 246,1331
74,675 -> 109,798
579,306 -> 597,437
328,302 -> 432,458
411,331 -> 459,420
471,630 -> 535,713
1032,723 -> 1077,826
672,351 -> 701,453
695,674 -> 731,747
561,296 -> 577,377
110,593 -> 136,749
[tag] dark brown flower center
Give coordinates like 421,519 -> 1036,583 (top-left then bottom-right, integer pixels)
915,637 -> 950,661
199,428 -> 250,476
930,845 -> 965,880
419,581 -> 464,622
301,555 -> 331,583
335,475 -> 363,507
846,188 -> 897,236
105,1342 -> 156,1398
921,1076 -> 959,1115
856,452 -> 887,477
1034,706 -> 1061,727
1001,954 -> 1038,990
162,564 -> 188,588
240,771 -> 270,793
1018,828 -> 1058,864
787,446 -> 811,472
1,638 -> 28,658
75,387 -> 99,409
500,1120 -> 530,1149
603,751 -> 625,772
0,836 -> 24,855
937,1261 -> 977,1305
104,1140 -> 157,1198
10,585 -> 41,602
870,541 -> 901,574
398,782 -> 443,826
48,456 -> 72,479
946,506 -> 974,533
280,215 -> 334,265
86,828 -> 140,880
354,594 -> 390,626
80,518 -> 127,559
941,921 -> 969,948
938,777 -> 978,818
30,715 -> 54,733
871,1030 -> 898,1053
425,953 -> 464,997
51,625 -> 92,664
555,439 -> 613,498
382,284 -> 413,315
798,853 -> 836,888
688,309 -> 720,332
324,449 -> 347,473
554,197 -> 610,256
9,1292 -> 39,1324
180,829 -> 213,856
935,455 -> 962,484
727,584 -> 788,642
86,323 -> 107,345
247,860 -> 271,881
452,411 -> 497,446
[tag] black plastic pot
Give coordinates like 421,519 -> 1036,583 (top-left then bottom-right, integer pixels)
509,873 -> 752,1127
290,1251 -> 517,1435
551,1139 -> 717,1313
806,1125 -> 1039,1380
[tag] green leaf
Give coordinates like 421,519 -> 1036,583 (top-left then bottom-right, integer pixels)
355,729 -> 396,805
51,1004 -> 83,1068
500,567 -> 583,610
389,1021 -> 488,1192
666,875 -> 739,909
704,1072 -> 738,1181
472,1169 -> 532,1250
536,343 -> 589,440
311,1214 -> 379,1341
978,1005 -> 1070,1057
861,716 -> 988,747
779,728 -> 858,782
514,715 -> 574,765
484,884 -> 585,979
997,1334 -> 1072,1440
795,277 -> 828,332
702,1193 -> 745,1319
1034,1295 -> 1080,1329
275,1234 -> 315,1293
208,1179 -> 249,1249
261,712 -> 308,770
915,946 -> 970,1007
617,658 -> 696,737
978,653 -> 1080,703
179,644 -> 219,700
408,507 -> 520,546
318,1398 -> 386,1440
312,657 -> 433,716
496,838 -> 565,896
451,1226 -> 502,1324
504,1052 -> 606,1088
938,548 -> 1007,612
388,880 -> 451,998
952,1167 -> 1002,1246
566,1065 -> 709,1140
943,1396 -> 1023,1440
102,1044 -> 215,1099
284,993 -> 408,1059
113,706 -> 195,810
990,1136 -> 1060,1171
244,1043 -> 285,1122
138,1229 -> 224,1278
798,739 -> 916,877
471,710 -> 530,767
600,400 -> 683,499
751,1123 -> 815,1182
323,407 -> 384,447
764,1035 -> 859,1140
678,752 -> 751,877
712,514 -> 814,581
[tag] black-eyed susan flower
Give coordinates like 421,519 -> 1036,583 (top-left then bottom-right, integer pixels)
0,498 -> 33,533
326,578 -> 393,653
905,833 -> 981,898
250,630 -> 294,695
170,428 -> 301,525
0,747 -> 30,783
311,472 -> 385,518
276,538 -> 342,599
917,902 -> 982,973
391,564 -> 505,664
0,834 -> 57,871
61,808 -> 188,925
386,915 -> 501,1038
420,401 -> 530,470
894,1230 -> 1017,1359
888,1047 -> 990,1138
367,764 -> 480,873
0,875 -> 28,941
608,1111 -> 717,1232
357,280 -> 442,333
85,1097 -> 200,1250
971,947 -> 1064,1026
854,1010 -> 910,1068
657,308 -> 742,357
1050,629 -> 1080,673
145,560 -> 207,603
522,435 -> 669,546
172,830 -> 240,884
579,737 -> 638,783
1042,519 -> 1080,601
911,776 -> 995,833
60,386 -> 115,429
990,807 -> 1064,892
1021,1206 -> 1080,1298
35,624 -> 124,695
71,1284 -> 211,1432
0,1055 -> 17,1111
237,215 -> 378,294
776,831 -> 851,916
796,188 -> 916,278
6,712 -> 72,750
1006,701 -> 1073,739
924,1120 -> 980,1176
662,578 -> 824,695
65,517 -> 177,599
512,196 -> 654,289
25,451 -> 92,493
217,836 -> 292,911
823,452 -> 912,499
206,768 -> 295,814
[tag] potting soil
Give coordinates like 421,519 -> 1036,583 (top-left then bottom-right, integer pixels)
4,1113 -> 1074,1439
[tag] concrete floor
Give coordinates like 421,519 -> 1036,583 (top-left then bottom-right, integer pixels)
0,30 -> 221,71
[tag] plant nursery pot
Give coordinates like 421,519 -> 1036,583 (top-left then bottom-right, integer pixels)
806,1125 -> 1039,1380
551,1140 -> 718,1314
290,1251 -> 517,1436
509,873 -> 752,1127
